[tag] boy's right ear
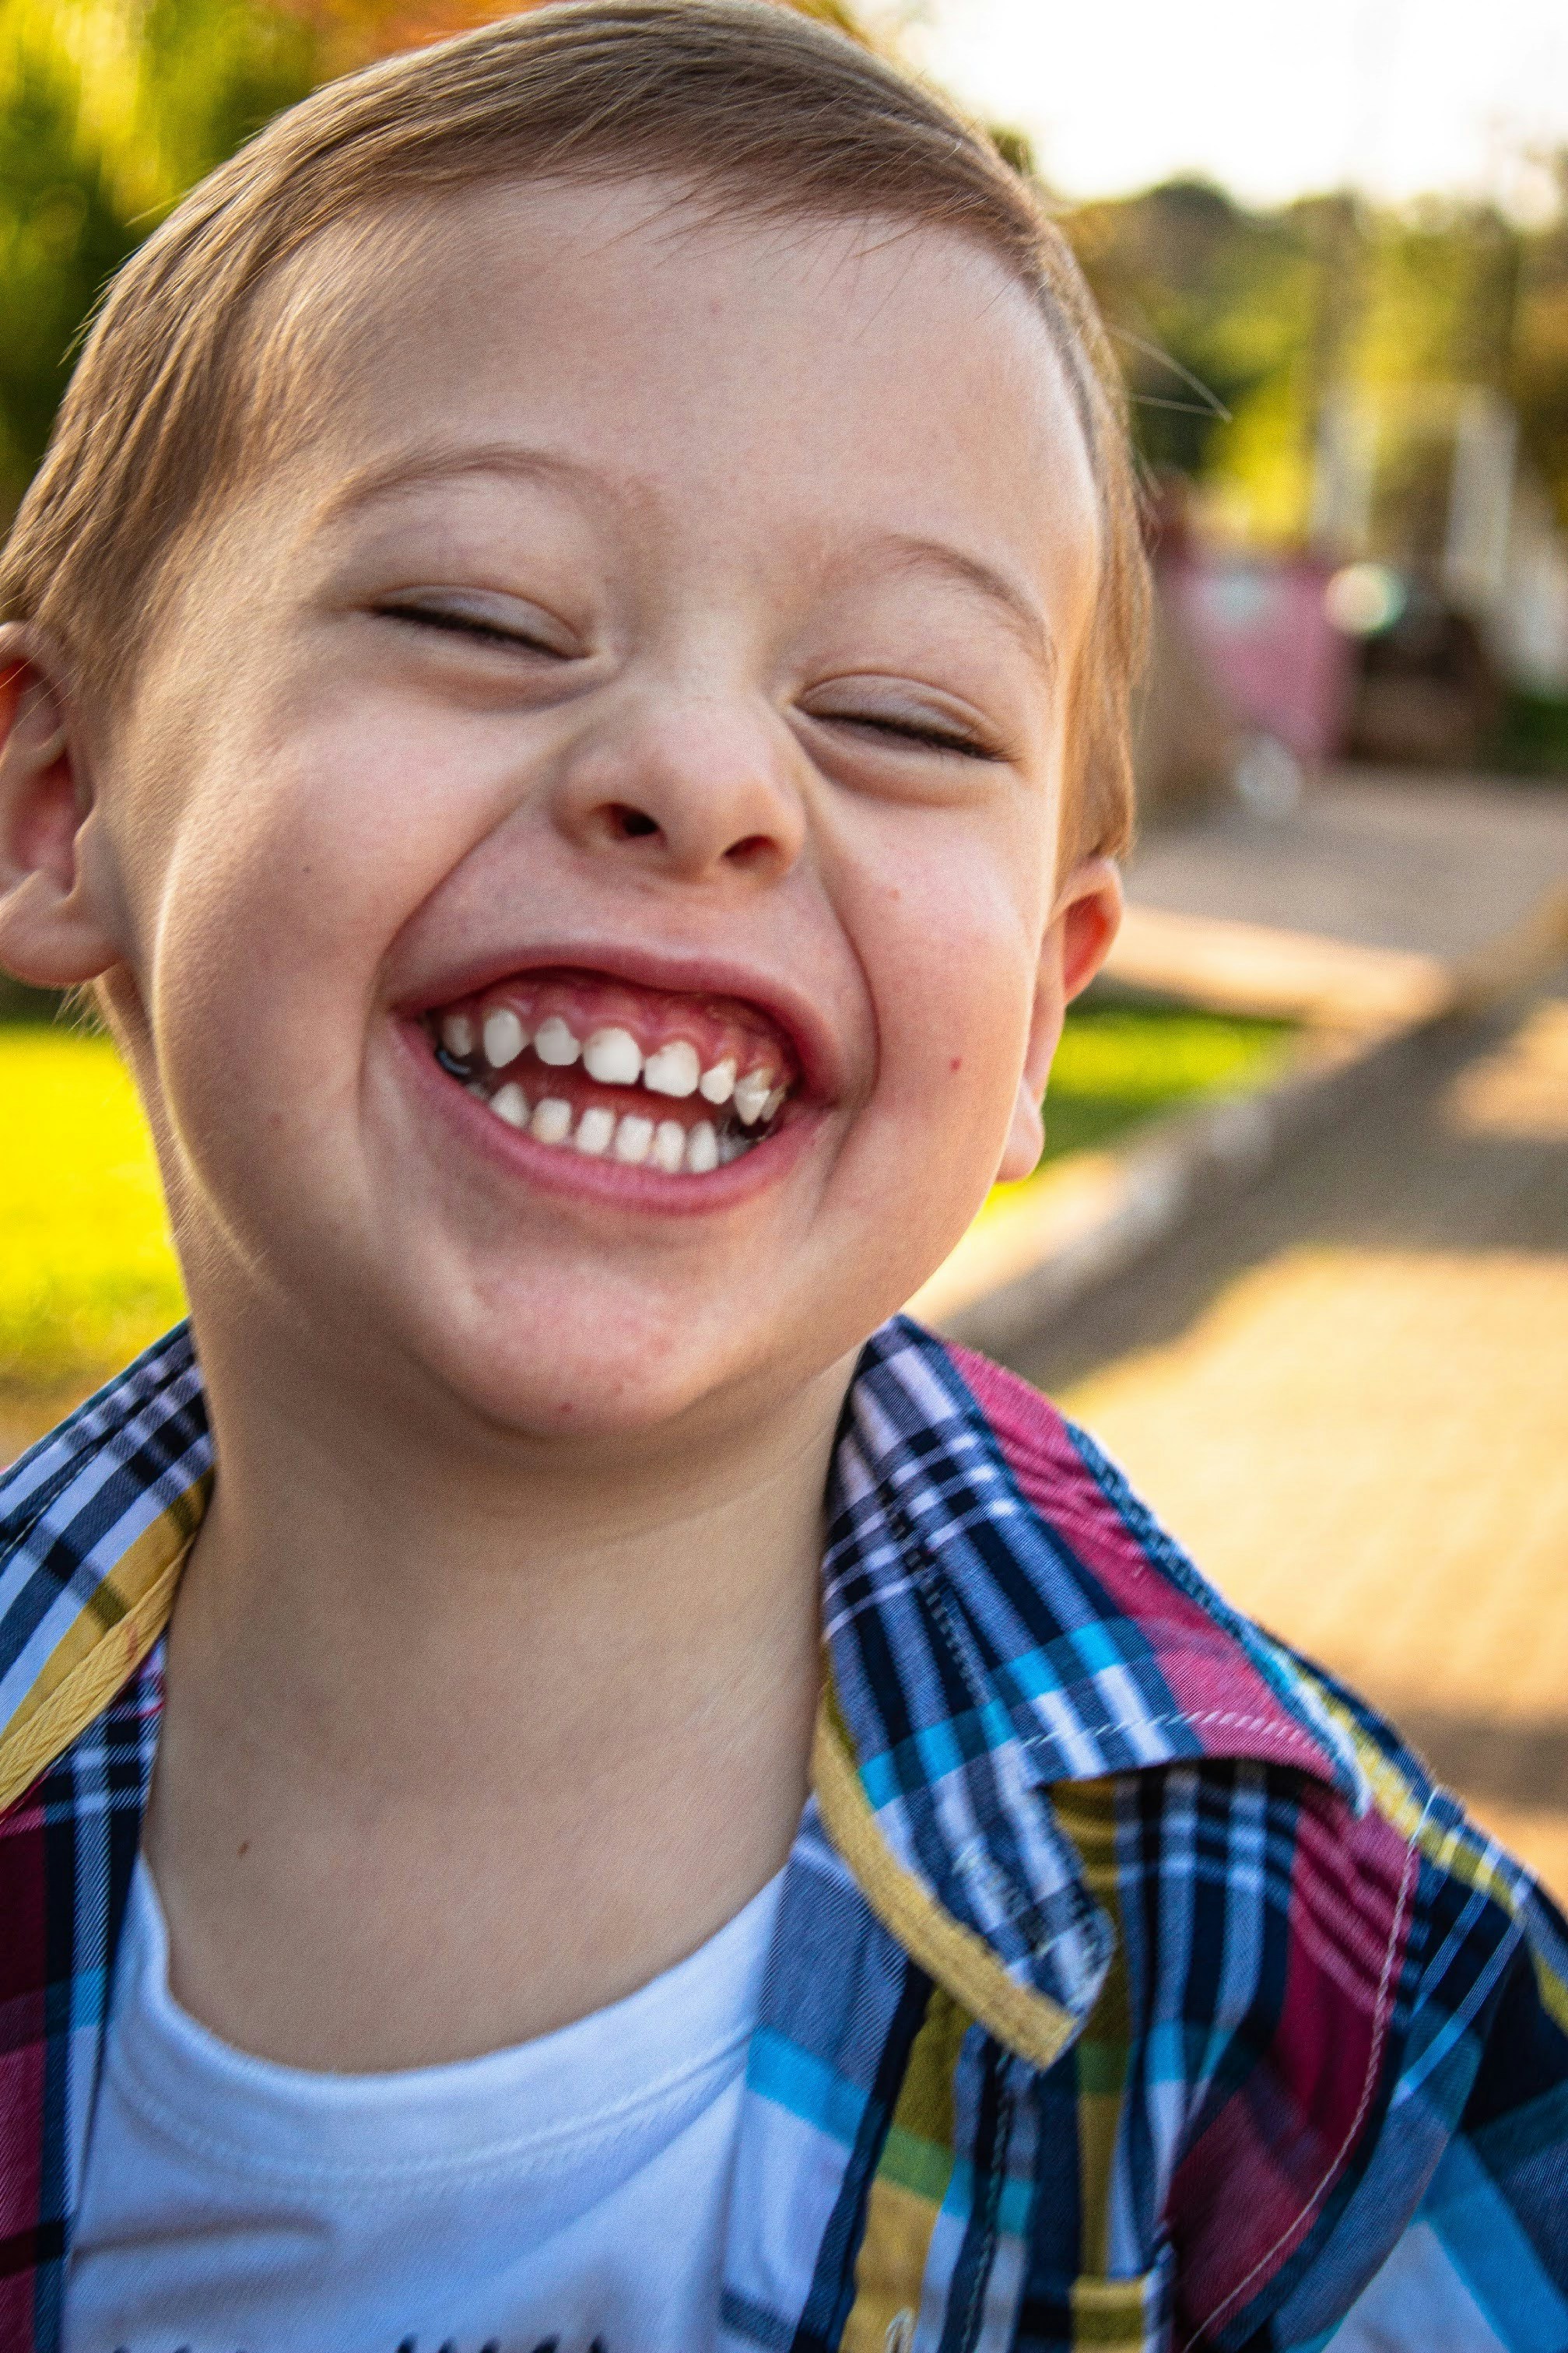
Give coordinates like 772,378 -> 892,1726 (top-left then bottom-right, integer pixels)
0,626 -> 123,988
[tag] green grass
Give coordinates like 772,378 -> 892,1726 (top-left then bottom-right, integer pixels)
1038,993 -> 1293,1168
0,1029 -> 184,1399
0,997 -> 1293,1410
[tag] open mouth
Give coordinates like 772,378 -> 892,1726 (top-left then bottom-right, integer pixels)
423,967 -> 798,1176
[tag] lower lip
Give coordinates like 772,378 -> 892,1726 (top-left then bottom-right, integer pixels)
397,1020 -> 817,1215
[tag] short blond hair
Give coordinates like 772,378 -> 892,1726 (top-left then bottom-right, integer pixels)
0,0 -> 1146,862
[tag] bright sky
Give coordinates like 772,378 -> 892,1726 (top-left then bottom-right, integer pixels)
893,0 -> 1568,210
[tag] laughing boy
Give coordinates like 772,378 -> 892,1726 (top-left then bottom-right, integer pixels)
1,5 -> 1565,2348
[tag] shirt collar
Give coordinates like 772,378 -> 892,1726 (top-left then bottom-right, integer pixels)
815,1317 -> 1366,2050
0,1324 -> 209,1815
1,1315 -> 1366,2064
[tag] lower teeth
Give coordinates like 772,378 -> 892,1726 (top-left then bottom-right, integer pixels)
435,1041 -> 766,1169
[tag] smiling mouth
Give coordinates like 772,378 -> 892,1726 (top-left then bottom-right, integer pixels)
424,967 -> 798,1175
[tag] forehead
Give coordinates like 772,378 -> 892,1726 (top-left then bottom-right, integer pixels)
265,178 -> 1100,637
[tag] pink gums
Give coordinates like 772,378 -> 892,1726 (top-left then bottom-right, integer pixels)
455,968 -> 795,1088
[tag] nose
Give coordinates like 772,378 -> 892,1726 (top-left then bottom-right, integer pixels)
548,689 -> 808,889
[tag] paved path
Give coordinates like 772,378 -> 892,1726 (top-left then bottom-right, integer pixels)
1005,970 -> 1568,1899
1122,766 -> 1568,959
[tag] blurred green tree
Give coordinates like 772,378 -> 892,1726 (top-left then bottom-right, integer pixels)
1068,179 -> 1318,483
1064,170 -> 1568,553
0,0 -> 321,514
1513,168 -> 1568,534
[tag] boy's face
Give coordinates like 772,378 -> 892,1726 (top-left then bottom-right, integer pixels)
8,181 -> 1114,1444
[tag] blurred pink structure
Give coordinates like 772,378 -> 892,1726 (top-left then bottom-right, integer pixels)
1165,552 -> 1356,763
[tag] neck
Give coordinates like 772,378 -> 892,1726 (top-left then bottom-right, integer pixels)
186,1348 -> 846,1795
143,1313 -> 853,2067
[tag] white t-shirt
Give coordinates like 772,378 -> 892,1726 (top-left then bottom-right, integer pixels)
65,1857 -> 784,2353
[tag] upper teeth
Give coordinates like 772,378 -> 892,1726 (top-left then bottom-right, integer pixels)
732,1068 -> 774,1125
533,1015 -> 581,1068
459,1006 -> 784,1117
437,1000 -> 793,1167
582,1026 -> 643,1085
642,1040 -> 700,1099
482,1008 -> 527,1070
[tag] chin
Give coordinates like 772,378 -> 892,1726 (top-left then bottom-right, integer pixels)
415,1284 -> 759,1448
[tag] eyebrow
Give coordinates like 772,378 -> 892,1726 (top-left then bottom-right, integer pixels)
878,535 -> 1058,681
315,442 -> 609,527
314,447 -> 1059,678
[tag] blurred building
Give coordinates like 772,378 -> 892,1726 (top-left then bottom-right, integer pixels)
1320,381 -> 1568,766
1135,385 -> 1568,819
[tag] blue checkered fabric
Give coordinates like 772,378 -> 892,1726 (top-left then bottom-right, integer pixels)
2,1317 -> 1566,2351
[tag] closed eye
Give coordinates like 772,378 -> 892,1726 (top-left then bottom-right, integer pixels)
819,710 -> 1005,761
374,597 -> 572,658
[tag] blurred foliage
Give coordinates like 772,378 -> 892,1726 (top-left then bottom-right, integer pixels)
4,0 -> 1568,547
1063,167 -> 1568,549
1513,195 -> 1568,542
0,0 -> 320,507
0,971 -> 69,1022
1068,181 -> 1322,483
1495,687 -> 1568,777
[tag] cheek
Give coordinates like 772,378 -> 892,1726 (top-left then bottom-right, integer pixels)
850,822 -> 1044,1166
153,687 -> 486,1007
127,689 -> 497,1209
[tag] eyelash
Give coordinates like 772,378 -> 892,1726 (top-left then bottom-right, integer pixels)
380,604 -> 1001,759
830,712 -> 1000,762
377,601 -> 562,656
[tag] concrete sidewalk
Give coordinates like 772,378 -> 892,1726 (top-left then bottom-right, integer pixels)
1120,765 -> 1568,964
1108,766 -> 1568,1024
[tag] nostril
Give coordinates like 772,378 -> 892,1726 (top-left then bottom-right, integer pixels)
724,834 -> 773,871
608,804 -> 661,841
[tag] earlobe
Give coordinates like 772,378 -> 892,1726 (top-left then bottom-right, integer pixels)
997,1080 -> 1047,1186
0,630 -> 122,989
994,856 -> 1124,1187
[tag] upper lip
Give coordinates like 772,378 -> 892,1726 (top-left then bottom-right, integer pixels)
398,938 -> 846,1101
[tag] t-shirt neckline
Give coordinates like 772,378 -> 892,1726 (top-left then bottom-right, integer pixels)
104,1854 -> 785,2190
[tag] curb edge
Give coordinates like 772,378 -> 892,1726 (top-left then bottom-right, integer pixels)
929,883 -> 1568,1361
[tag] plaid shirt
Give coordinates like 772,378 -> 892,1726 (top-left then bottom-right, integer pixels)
2,1318 -> 1566,2353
